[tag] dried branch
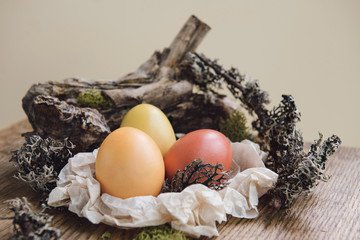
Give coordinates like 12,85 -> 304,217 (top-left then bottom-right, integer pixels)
163,159 -> 231,192
192,52 -> 270,118
161,15 -> 210,68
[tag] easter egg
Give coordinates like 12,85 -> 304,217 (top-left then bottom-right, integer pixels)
164,129 -> 232,180
95,127 -> 165,199
120,104 -> 176,157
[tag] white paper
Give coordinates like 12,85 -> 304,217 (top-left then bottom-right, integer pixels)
48,140 -> 278,238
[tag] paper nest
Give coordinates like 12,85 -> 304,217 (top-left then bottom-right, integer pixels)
48,140 -> 278,238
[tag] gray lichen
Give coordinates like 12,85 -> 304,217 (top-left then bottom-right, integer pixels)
267,134 -> 341,209
10,135 -> 74,193
3,197 -> 60,240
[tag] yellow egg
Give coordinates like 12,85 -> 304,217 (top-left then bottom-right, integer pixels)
120,104 -> 176,157
95,127 -> 165,199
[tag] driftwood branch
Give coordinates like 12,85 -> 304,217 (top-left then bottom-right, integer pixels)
160,15 -> 210,68
22,15 -> 238,152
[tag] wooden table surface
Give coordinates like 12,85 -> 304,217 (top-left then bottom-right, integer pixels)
0,120 -> 359,240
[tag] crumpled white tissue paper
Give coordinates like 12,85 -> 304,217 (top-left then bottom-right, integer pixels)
48,140 -> 278,238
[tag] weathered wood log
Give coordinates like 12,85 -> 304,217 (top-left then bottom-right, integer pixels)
160,14 -> 211,68
22,15 -> 239,151
27,95 -> 110,152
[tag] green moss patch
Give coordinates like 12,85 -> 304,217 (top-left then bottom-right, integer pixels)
77,89 -> 112,109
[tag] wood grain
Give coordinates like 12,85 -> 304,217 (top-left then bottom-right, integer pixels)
0,120 -> 359,239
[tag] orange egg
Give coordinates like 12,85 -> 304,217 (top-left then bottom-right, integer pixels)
95,127 -> 165,199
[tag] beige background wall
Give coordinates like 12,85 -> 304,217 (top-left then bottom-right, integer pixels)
1,0 -> 359,147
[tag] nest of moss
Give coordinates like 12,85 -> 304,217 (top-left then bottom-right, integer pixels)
11,15 -> 341,214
